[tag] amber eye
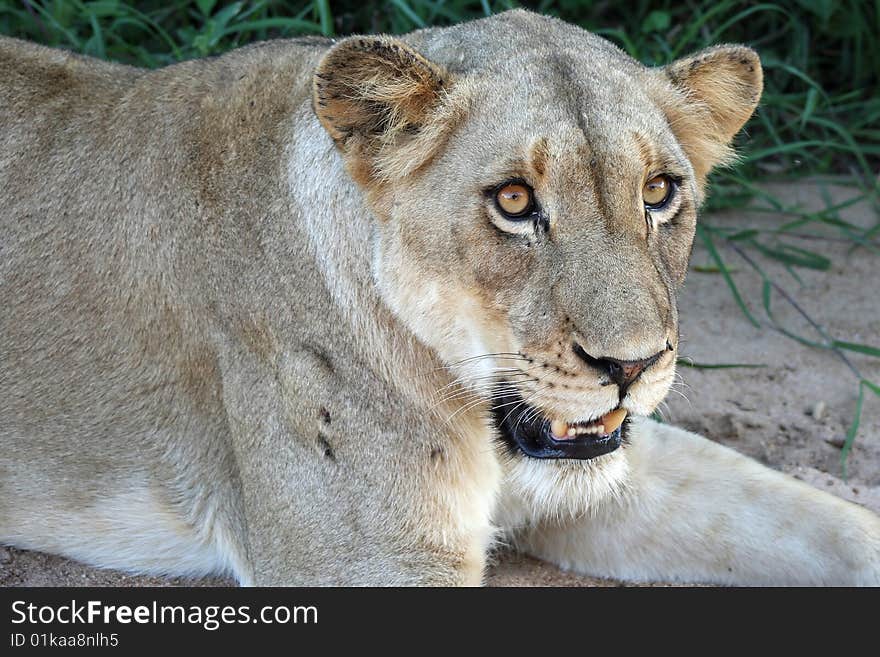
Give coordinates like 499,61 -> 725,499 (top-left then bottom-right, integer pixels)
643,174 -> 673,209
495,182 -> 534,218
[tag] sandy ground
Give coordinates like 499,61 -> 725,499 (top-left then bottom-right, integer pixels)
2,181 -> 878,587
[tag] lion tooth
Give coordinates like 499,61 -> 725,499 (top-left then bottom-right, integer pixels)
566,427 -> 576,437
551,419 -> 569,439
601,409 -> 627,434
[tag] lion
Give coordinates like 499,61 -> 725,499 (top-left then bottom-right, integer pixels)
1,9 -> 878,586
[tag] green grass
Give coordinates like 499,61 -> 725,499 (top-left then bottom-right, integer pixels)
2,1 -> 877,176
1,0 -> 878,473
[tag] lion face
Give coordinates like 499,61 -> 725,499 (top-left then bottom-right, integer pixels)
314,12 -> 762,465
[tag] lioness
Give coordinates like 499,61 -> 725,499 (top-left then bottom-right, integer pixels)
1,9 -> 878,586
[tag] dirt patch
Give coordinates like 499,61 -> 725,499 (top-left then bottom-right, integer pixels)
2,181 -> 878,587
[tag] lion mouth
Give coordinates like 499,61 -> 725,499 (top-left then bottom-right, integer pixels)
491,391 -> 628,460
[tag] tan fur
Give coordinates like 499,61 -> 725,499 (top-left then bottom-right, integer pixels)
659,45 -> 763,185
1,10 -> 878,586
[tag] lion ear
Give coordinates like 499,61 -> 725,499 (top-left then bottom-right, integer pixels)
312,36 -> 451,181
660,45 -> 763,182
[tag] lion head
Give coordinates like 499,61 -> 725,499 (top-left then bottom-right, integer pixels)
312,10 -> 761,486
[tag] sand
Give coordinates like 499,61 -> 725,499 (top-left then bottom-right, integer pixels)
2,181 -> 878,587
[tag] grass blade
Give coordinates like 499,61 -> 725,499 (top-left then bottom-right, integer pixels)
831,340 -> 880,358
697,226 -> 761,328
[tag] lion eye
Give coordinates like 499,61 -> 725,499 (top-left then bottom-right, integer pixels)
643,174 -> 673,209
495,183 -> 534,218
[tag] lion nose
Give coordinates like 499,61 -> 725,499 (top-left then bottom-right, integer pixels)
601,355 -> 660,388
572,342 -> 669,390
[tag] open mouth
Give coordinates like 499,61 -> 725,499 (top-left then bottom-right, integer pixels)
491,390 -> 628,460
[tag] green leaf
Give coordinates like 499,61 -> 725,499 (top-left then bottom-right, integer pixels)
389,0 -> 426,28
219,17 -> 321,39
677,360 -> 766,370
641,10 -> 670,34
727,229 -> 760,242
840,381 -> 865,479
692,264 -> 739,274
697,227 -> 761,328
707,4 -> 790,44
84,13 -> 105,59
750,242 -> 832,270
196,0 -> 217,17
800,87 -> 819,131
831,340 -> 880,358
84,0 -> 120,19
669,0 -> 736,56
795,0 -> 834,23
314,0 -> 333,36
210,1 -> 242,32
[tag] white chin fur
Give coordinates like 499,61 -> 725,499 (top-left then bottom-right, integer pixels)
624,367 -> 676,416
494,446 -> 631,532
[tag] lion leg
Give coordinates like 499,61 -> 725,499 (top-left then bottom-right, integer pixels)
228,430 -> 492,587
218,347 -> 498,586
516,418 -> 880,585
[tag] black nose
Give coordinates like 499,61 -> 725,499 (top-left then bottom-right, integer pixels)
572,342 -> 667,389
